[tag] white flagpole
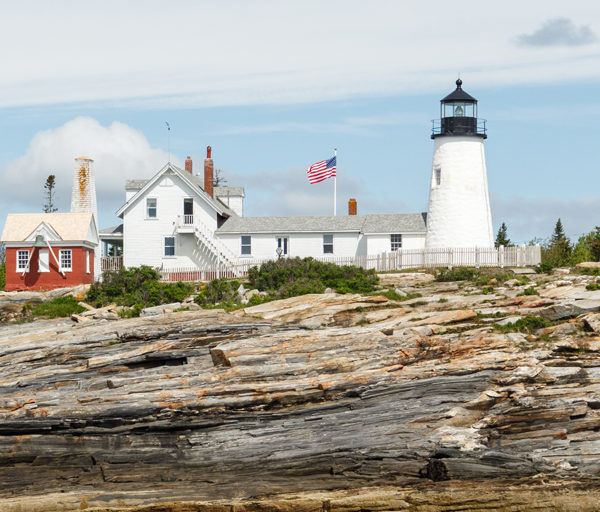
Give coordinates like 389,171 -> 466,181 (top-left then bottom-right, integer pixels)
333,148 -> 337,216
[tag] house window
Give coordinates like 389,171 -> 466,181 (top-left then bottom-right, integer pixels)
146,198 -> 157,218
391,234 -> 402,251
39,249 -> 50,273
241,236 -> 251,255
17,250 -> 29,271
86,250 -> 90,274
277,237 -> 288,255
323,234 -> 333,254
164,237 -> 175,257
59,249 -> 72,272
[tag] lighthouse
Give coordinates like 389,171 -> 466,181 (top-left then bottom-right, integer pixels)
425,79 -> 493,249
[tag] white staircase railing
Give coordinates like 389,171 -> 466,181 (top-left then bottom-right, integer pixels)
176,216 -> 239,272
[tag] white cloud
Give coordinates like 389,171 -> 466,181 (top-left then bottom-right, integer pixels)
0,117 -> 171,227
0,2 -> 599,109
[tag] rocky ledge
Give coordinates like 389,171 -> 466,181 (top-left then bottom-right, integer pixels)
1,269 -> 600,511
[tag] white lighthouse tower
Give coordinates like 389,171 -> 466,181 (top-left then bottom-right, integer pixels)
425,79 -> 493,248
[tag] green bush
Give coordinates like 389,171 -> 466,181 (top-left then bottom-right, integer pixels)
29,296 -> 85,318
434,267 -> 476,282
195,278 -> 240,306
586,281 -> 600,291
0,262 -> 5,291
87,266 -> 193,311
535,262 -> 554,274
247,257 -> 378,298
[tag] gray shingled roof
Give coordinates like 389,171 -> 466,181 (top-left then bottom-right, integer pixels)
125,180 -> 148,190
216,213 -> 427,234
362,213 -> 427,234
215,186 -> 245,197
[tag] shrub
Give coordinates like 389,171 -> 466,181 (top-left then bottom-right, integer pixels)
29,296 -> 85,318
0,262 -> 4,291
535,262 -> 553,274
434,267 -> 476,282
586,281 -> 600,291
247,257 -> 378,298
87,266 -> 193,309
195,278 -> 241,305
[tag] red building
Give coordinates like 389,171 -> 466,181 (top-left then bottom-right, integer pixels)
1,213 -> 98,291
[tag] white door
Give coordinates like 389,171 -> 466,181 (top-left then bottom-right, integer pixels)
38,249 -> 50,272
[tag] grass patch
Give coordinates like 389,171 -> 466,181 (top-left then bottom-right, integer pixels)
586,281 -> 600,291
493,316 -> 550,334
27,296 -> 85,319
409,300 -> 428,308
517,286 -> 538,296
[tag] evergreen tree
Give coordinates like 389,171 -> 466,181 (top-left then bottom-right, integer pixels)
43,174 -> 58,213
494,222 -> 512,248
589,227 -> 600,262
542,218 -> 572,267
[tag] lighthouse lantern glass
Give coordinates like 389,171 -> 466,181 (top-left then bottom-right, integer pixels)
443,102 -> 475,118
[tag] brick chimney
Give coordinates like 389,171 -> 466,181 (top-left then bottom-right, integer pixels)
348,198 -> 357,215
204,146 -> 214,198
185,156 -> 192,174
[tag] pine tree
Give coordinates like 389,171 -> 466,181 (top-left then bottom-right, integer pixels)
542,218 -> 572,267
43,174 -> 58,213
494,222 -> 512,248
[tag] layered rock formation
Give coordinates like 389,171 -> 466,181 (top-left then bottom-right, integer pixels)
1,269 -> 600,511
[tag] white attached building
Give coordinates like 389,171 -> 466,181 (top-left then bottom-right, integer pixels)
102,147 -> 426,272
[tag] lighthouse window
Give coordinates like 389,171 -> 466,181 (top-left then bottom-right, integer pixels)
434,167 -> 441,186
390,234 -> 402,251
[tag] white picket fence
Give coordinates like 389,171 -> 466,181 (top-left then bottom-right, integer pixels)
157,245 -> 541,282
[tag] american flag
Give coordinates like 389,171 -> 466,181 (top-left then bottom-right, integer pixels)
307,156 -> 336,184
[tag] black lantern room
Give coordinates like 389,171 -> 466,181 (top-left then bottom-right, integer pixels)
431,79 -> 486,139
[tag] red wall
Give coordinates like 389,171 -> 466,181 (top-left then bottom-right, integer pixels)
4,246 -> 94,291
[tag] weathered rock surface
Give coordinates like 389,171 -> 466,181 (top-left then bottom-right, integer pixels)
1,269 -> 600,510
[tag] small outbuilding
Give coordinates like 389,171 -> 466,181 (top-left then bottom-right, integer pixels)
1,212 -> 98,291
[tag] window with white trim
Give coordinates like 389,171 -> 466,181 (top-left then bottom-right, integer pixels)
59,249 -> 72,272
146,198 -> 157,218
323,234 -> 333,254
390,234 -> 402,251
17,250 -> 29,271
277,237 -> 288,255
241,235 -> 251,255
164,237 -> 175,257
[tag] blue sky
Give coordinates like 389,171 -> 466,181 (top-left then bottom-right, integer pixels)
1,1 -> 599,245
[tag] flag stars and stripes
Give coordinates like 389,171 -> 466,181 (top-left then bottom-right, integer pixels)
307,156 -> 336,184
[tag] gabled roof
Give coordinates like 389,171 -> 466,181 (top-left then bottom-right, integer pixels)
216,213 -> 427,235
116,163 -> 236,218
1,213 -> 98,243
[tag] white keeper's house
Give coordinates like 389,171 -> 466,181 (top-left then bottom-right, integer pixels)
99,80 -> 541,275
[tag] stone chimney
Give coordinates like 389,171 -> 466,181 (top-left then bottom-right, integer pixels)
348,198 -> 357,216
185,156 -> 192,174
204,146 -> 214,198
